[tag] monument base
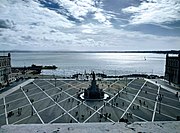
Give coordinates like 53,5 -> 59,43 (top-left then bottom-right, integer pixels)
79,93 -> 110,101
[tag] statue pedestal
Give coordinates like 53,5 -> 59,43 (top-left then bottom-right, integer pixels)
79,72 -> 109,101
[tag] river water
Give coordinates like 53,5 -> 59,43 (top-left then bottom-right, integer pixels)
1,52 -> 166,76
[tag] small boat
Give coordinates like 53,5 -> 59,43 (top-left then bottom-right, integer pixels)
144,57 -> 146,61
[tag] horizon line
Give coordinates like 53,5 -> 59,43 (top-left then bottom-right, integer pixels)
0,50 -> 180,54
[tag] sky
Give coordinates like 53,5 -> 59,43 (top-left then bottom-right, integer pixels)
0,0 -> 180,51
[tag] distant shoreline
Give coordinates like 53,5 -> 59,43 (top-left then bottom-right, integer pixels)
0,50 -> 180,54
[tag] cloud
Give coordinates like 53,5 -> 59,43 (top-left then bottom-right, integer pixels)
0,0 -> 180,51
0,0 -> 74,28
94,10 -> 112,25
0,19 -> 14,29
38,0 -> 111,25
122,0 -> 180,24
2,21 -> 180,51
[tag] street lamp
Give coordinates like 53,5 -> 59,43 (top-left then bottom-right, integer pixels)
30,99 -> 34,116
53,75 -> 56,87
158,94 -> 162,114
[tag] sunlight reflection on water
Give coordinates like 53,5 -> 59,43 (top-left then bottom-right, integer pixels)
9,52 -> 166,76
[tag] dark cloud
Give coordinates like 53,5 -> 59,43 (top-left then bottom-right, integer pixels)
0,19 -> 14,29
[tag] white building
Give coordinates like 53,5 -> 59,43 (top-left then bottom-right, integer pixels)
0,53 -> 12,88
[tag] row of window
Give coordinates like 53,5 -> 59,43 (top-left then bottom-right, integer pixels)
0,68 -> 12,76
166,68 -> 179,77
167,59 -> 179,67
0,59 -> 11,68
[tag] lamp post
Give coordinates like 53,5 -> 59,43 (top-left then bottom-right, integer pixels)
126,77 -> 127,87
158,94 -> 162,114
54,75 -> 56,87
30,99 -> 34,116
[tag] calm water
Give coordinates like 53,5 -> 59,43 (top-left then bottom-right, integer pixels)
1,52 -> 166,76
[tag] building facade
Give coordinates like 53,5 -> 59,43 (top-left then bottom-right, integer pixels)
165,54 -> 180,85
0,53 -> 12,88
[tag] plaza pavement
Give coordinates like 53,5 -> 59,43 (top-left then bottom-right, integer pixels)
0,78 -> 180,126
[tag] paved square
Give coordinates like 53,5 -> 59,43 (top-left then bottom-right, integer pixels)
0,78 -> 180,126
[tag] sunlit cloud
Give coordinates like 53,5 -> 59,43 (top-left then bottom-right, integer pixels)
0,0 -> 180,51
122,0 -> 180,24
